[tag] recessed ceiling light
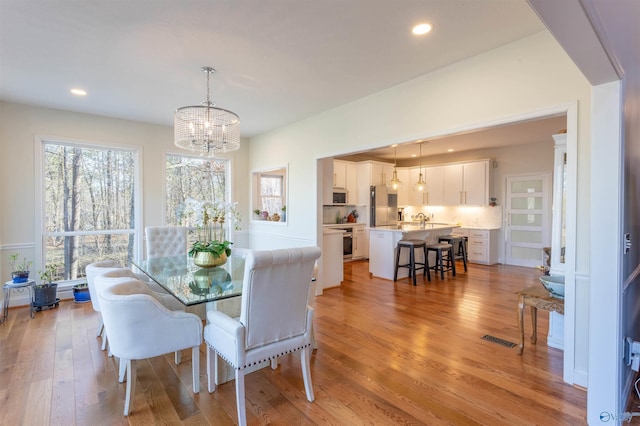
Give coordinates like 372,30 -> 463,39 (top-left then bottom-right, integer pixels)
411,154 -> 417,158
412,23 -> 433,35
390,144 -> 398,148
70,88 -> 87,96
447,148 -> 455,152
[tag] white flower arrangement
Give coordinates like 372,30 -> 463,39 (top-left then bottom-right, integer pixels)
179,198 -> 242,256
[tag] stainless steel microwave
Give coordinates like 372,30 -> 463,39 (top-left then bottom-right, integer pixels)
332,189 -> 348,204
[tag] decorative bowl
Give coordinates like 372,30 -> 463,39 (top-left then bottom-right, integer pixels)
539,275 -> 565,299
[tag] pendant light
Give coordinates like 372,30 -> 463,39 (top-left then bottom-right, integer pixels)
389,145 -> 402,190
415,141 -> 426,191
174,66 -> 240,157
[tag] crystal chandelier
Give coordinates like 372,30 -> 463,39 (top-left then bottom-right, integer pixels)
415,141 -> 426,191
174,67 -> 240,157
389,145 -> 402,190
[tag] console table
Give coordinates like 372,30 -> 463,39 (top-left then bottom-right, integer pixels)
516,285 -> 564,355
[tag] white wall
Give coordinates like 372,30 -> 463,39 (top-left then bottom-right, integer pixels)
249,32 -> 592,383
0,101 -> 250,276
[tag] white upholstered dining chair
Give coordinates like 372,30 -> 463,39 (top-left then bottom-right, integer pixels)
86,260 -> 125,350
204,246 -> 322,426
144,225 -> 189,259
99,279 -> 202,416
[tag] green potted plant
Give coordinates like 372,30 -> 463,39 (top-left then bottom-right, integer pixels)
181,198 -> 241,268
34,263 -> 60,311
8,252 -> 32,283
253,209 -> 263,220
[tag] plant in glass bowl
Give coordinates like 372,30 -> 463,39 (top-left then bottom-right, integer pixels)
180,198 -> 242,268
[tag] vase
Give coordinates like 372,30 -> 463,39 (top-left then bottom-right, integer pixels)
193,251 -> 228,268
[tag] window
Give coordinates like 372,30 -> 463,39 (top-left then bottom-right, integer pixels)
165,153 -> 232,242
39,140 -> 138,282
252,166 -> 287,222
260,174 -> 283,213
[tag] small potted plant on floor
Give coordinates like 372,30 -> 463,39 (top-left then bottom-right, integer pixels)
8,252 -> 32,283
34,263 -> 60,311
73,281 -> 90,303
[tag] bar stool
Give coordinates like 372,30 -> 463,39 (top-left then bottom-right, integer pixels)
426,243 -> 456,279
438,235 -> 468,272
394,239 -> 429,285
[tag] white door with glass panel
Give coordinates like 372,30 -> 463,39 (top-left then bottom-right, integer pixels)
505,175 -> 551,267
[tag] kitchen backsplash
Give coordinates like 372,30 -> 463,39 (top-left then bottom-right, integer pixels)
323,205 -> 366,224
401,205 -> 502,228
323,204 -> 502,228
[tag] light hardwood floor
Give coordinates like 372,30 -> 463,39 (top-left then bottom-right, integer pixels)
0,260 -> 586,425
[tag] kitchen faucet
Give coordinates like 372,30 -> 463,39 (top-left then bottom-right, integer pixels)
416,213 -> 426,227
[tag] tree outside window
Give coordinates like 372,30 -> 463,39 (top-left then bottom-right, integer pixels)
42,142 -> 137,281
165,154 -> 232,244
260,175 -> 283,213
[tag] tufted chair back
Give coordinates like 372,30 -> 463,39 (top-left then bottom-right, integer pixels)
99,279 -> 202,415
145,226 -> 188,259
203,246 -> 322,426
239,247 -> 321,351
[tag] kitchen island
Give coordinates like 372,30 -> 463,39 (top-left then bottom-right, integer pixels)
369,223 -> 458,280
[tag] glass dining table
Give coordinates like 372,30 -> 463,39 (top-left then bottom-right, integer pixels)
132,254 -> 246,306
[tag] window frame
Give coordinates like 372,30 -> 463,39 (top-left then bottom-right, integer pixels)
163,150 -> 235,242
34,135 -> 143,287
251,164 -> 288,224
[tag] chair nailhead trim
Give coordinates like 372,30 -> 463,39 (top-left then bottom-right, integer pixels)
206,342 -> 311,370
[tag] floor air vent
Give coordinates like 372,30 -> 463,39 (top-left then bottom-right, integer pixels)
481,334 -> 517,348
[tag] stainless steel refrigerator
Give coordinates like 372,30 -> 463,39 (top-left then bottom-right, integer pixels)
370,185 -> 398,227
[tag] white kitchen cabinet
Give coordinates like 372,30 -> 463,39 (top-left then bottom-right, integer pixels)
465,228 -> 498,265
407,167 -> 425,206
361,161 -> 394,187
424,165 -> 446,205
356,161 -> 395,202
443,161 -> 489,206
396,168 -> 410,206
333,160 -> 347,188
321,158 -> 334,205
328,160 -> 358,204
322,230 -> 344,288
345,162 -> 358,203
353,225 -> 368,259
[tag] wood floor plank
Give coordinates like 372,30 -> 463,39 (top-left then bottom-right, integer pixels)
0,260 -> 587,425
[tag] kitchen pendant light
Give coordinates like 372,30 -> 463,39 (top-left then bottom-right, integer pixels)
415,141 -> 426,191
174,66 -> 240,157
389,146 -> 402,190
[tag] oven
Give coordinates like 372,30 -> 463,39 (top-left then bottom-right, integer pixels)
337,226 -> 353,260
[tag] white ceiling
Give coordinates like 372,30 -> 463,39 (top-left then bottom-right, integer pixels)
0,0 -> 546,145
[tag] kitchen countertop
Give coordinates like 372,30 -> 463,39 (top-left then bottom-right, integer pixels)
370,223 -> 459,232
323,223 -> 366,228
323,228 -> 346,235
